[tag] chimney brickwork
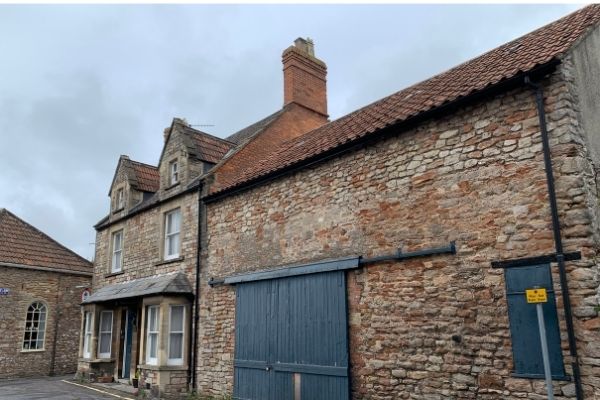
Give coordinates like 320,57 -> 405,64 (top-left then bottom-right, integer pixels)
282,37 -> 328,116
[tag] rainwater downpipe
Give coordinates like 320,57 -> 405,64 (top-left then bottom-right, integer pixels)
525,75 -> 584,400
189,183 -> 203,391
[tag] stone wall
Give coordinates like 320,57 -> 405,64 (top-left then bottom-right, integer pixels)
93,191 -> 199,289
0,266 -> 90,378
199,67 -> 600,398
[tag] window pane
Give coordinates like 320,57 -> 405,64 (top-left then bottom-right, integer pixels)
170,306 -> 184,331
99,333 -> 111,354
167,235 -> 179,256
149,307 -> 158,331
113,251 -> 121,270
169,333 -> 183,359
85,313 -> 91,332
173,210 -> 181,231
166,213 -> 173,234
149,333 -> 157,358
100,312 -> 112,331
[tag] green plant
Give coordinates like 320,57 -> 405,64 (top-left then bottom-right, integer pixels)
136,386 -> 148,399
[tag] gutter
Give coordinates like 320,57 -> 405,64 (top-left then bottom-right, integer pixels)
0,261 -> 93,277
524,75 -> 584,400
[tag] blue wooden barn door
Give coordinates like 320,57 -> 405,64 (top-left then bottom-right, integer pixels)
504,264 -> 567,379
234,270 -> 349,400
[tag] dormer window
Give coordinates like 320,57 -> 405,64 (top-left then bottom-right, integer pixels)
115,188 -> 124,210
170,160 -> 179,185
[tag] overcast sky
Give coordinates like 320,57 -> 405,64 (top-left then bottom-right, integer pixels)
0,4 -> 583,260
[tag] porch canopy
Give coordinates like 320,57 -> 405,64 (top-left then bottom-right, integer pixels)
82,272 -> 193,304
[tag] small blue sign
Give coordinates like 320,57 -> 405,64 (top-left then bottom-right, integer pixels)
0,288 -> 9,295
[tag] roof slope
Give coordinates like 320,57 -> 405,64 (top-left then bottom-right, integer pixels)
130,159 -> 160,192
0,208 -> 92,273
226,109 -> 285,145
209,103 -> 329,193
82,272 -> 192,304
207,5 -> 600,198
182,126 -> 236,164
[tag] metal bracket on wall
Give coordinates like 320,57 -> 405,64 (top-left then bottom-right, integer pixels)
490,251 -> 581,269
208,241 -> 457,286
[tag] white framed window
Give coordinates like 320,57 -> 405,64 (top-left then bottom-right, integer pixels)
111,230 -> 123,273
116,188 -> 124,210
164,209 -> 181,260
22,302 -> 47,351
170,160 -> 179,185
83,312 -> 93,359
146,306 -> 160,365
168,305 -> 185,365
98,310 -> 113,359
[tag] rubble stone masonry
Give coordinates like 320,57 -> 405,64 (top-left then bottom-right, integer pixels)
0,266 -> 90,378
199,64 -> 600,399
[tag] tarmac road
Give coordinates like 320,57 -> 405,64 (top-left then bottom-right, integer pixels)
0,376 -> 131,400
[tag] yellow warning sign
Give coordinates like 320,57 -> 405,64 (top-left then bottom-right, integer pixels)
526,288 -> 548,303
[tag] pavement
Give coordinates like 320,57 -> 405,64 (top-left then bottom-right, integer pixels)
0,376 -> 136,400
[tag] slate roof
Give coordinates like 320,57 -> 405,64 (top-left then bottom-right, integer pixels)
0,208 -> 92,273
82,272 -> 193,303
130,160 -> 160,192
206,5 -> 600,198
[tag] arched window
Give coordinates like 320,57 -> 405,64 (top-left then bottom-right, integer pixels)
22,302 -> 47,350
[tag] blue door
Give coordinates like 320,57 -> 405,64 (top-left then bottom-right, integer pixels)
504,264 -> 567,379
234,271 -> 349,400
122,308 -> 135,379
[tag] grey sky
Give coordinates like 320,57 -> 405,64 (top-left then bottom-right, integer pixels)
0,4 -> 582,259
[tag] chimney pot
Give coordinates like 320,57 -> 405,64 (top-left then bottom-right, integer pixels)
294,37 -> 315,57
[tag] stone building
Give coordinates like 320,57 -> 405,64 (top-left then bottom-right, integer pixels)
197,6 -> 600,400
77,37 -> 328,397
0,208 -> 92,378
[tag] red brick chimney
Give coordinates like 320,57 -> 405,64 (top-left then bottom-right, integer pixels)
282,38 -> 327,116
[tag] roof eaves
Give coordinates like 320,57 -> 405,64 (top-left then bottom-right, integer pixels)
203,60 -> 560,203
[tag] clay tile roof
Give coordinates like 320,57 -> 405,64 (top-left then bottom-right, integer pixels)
183,126 -> 236,164
207,5 -> 600,197
226,109 -> 285,145
130,160 -> 160,192
0,208 -> 93,273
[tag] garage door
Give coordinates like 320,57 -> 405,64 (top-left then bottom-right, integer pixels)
234,270 -> 349,400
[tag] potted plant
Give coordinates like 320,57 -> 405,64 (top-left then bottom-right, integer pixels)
132,369 -> 140,388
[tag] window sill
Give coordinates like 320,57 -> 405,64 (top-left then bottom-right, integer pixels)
87,358 -> 116,363
139,364 -> 188,371
166,181 -> 180,190
105,271 -> 125,278
154,256 -> 184,267
21,348 -> 45,353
